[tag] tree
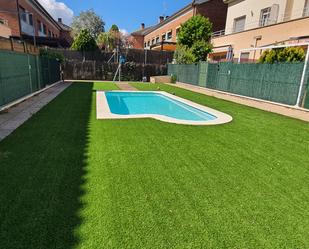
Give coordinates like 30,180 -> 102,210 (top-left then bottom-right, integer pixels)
72,9 -> 105,38
97,26 -> 131,51
174,45 -> 195,64
71,29 -> 98,51
259,47 -> 305,63
175,15 -> 213,63
109,24 -> 119,33
178,15 -> 212,48
97,32 -> 116,51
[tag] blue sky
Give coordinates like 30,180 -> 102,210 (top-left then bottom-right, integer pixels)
38,0 -> 191,33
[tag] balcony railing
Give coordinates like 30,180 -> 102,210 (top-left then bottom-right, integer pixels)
212,6 -> 309,38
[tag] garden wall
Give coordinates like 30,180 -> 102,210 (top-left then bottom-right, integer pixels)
63,60 -> 167,81
0,50 -> 61,108
50,48 -> 174,65
168,62 -> 309,107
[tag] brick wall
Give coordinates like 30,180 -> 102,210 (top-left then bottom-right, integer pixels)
18,0 -> 60,37
0,0 -> 61,38
144,10 -> 194,47
195,0 -> 228,32
130,35 -> 145,49
0,0 -> 20,36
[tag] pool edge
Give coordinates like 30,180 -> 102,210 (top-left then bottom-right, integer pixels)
96,91 -> 233,126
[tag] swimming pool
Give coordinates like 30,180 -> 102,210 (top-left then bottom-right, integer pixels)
96,91 -> 232,125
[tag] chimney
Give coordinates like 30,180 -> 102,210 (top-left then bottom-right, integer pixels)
165,16 -> 169,19
141,23 -> 145,30
58,18 -> 62,23
159,16 -> 164,23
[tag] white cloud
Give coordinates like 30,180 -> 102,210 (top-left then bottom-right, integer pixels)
38,0 -> 74,25
120,29 -> 129,36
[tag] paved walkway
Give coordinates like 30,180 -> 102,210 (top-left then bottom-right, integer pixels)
0,82 -> 71,141
169,82 -> 309,122
116,82 -> 137,91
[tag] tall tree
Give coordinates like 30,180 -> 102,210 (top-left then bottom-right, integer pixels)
71,29 -> 98,51
175,15 -> 213,63
72,9 -> 105,38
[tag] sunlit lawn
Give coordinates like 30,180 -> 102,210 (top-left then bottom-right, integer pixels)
0,82 -> 308,249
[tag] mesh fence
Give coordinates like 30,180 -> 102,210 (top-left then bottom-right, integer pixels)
168,62 -> 309,107
168,63 -> 200,86
0,50 -> 61,108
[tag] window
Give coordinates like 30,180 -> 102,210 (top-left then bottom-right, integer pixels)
0,18 -> 8,26
48,30 -> 52,37
162,33 -> 166,41
167,31 -> 172,40
156,36 -> 160,43
19,6 -> 27,22
28,14 -> 33,26
233,16 -> 246,33
240,52 -> 250,62
147,40 -> 150,47
259,7 -> 271,27
152,38 -> 155,45
304,0 -> 309,17
144,42 -> 147,48
43,24 -> 47,34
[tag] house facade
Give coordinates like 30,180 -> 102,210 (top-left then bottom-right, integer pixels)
0,0 -> 72,47
130,0 -> 228,51
210,0 -> 309,62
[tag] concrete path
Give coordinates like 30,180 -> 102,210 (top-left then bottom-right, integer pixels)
116,82 -> 137,91
169,82 -> 309,122
0,82 -> 71,142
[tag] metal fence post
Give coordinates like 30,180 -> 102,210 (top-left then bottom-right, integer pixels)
27,54 -> 33,93
296,44 -> 309,107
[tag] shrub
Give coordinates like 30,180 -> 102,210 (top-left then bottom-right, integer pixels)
171,74 -> 177,83
259,47 -> 305,63
39,49 -> 64,63
174,45 -> 195,64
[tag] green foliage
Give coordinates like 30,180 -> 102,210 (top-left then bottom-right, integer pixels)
174,45 -> 195,64
259,47 -> 305,63
71,29 -> 98,51
39,49 -> 64,63
171,74 -> 177,83
97,32 -> 116,51
176,15 -> 213,63
190,40 -> 213,62
109,24 -> 119,32
71,9 -> 105,38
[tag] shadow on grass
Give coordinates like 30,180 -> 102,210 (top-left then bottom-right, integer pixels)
0,83 -> 93,249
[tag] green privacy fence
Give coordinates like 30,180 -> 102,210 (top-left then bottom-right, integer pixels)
0,50 -> 61,108
168,62 -> 309,107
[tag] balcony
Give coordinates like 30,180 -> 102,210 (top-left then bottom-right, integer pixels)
212,5 -> 309,38
21,19 -> 34,36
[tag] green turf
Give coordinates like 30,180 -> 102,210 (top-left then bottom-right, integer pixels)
0,82 -> 309,249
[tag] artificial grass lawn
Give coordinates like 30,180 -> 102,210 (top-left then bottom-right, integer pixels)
0,82 -> 308,249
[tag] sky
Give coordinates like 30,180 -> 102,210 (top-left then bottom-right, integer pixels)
37,0 -> 191,33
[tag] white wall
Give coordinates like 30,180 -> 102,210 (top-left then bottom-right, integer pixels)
225,0 -> 308,35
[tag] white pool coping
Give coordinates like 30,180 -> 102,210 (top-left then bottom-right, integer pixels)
96,91 -> 233,126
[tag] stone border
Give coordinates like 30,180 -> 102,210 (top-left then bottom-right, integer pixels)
171,82 -> 309,122
96,91 -> 233,126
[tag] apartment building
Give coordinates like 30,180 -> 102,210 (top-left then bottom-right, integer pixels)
131,0 -> 228,51
0,0 -> 72,47
210,0 -> 309,61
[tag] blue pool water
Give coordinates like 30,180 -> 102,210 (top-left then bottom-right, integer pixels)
105,92 -> 217,121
